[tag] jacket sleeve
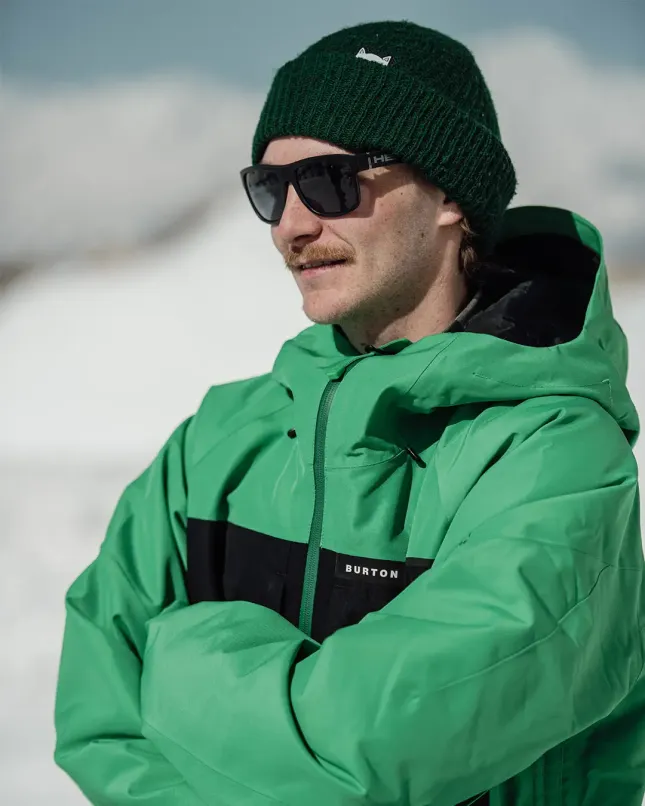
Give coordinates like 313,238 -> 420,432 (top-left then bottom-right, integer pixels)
138,397 -> 645,806
54,418 -> 208,806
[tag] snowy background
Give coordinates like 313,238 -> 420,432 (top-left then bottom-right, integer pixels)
1,1 -> 645,802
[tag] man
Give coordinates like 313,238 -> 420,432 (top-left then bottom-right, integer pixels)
54,20 -> 645,806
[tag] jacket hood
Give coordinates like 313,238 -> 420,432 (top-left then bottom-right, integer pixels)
273,206 -> 639,443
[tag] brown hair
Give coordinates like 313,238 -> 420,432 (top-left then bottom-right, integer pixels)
459,217 -> 479,279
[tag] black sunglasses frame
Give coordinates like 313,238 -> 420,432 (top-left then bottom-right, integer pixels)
240,151 -> 403,224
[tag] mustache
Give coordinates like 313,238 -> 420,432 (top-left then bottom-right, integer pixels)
284,244 -> 355,271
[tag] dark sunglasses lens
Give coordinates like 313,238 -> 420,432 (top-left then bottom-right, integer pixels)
296,160 -> 359,216
244,168 -> 285,222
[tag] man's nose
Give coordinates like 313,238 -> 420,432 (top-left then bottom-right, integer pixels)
274,183 -> 323,244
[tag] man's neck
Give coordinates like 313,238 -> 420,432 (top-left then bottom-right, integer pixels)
342,267 -> 469,354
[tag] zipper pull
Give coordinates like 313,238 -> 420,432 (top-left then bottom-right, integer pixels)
364,344 -> 388,354
406,446 -> 426,468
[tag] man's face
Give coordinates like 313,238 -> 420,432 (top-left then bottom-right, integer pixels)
261,136 -> 462,333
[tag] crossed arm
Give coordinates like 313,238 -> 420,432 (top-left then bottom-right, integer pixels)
54,402 -> 644,806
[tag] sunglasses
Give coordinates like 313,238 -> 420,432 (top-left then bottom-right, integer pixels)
240,151 -> 403,224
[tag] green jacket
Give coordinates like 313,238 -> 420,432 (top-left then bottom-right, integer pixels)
54,207 -> 645,806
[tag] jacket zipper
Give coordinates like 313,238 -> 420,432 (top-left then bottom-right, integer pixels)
298,357 -> 365,637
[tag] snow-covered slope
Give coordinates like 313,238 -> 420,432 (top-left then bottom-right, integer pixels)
0,195 -> 309,462
1,206 -> 643,804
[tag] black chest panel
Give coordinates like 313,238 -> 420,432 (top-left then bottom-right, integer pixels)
186,519 -> 432,643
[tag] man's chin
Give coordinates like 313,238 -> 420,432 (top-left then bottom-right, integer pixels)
302,307 -> 351,326
301,298 -> 351,326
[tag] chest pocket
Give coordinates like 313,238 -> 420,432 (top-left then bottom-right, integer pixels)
186,519 -> 307,626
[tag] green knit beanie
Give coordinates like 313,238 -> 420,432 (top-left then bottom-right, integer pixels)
252,20 -> 517,253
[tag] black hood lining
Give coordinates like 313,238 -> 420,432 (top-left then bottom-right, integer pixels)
450,233 -> 601,348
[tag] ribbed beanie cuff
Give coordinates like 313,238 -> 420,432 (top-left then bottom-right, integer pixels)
252,21 -> 517,253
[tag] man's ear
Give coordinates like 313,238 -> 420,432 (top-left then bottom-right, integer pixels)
438,195 -> 464,228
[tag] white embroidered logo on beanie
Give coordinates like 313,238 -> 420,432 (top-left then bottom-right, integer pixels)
356,47 -> 392,67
